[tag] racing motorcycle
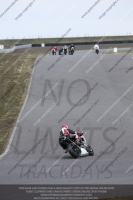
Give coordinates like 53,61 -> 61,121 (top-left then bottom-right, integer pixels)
64,48 -> 67,55
95,48 -> 99,54
59,133 -> 94,158
59,48 -> 63,55
51,49 -> 56,55
69,47 -> 75,55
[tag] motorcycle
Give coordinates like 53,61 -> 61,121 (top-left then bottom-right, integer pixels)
59,48 -> 63,55
59,133 -> 94,158
95,49 -> 99,54
69,47 -> 75,55
52,49 -> 56,55
64,48 -> 67,55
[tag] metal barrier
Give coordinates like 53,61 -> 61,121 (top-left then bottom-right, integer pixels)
45,40 -> 133,46
0,44 -> 32,54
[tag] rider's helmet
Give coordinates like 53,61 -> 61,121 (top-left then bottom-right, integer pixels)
62,125 -> 68,129
71,44 -> 74,46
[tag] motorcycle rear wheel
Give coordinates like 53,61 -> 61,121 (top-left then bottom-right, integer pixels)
68,144 -> 81,159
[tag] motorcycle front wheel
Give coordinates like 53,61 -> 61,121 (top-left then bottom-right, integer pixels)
87,145 -> 94,156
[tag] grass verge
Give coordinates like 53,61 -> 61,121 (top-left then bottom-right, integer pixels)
0,51 -> 43,154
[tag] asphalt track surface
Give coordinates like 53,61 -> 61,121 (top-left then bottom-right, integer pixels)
0,50 -> 133,184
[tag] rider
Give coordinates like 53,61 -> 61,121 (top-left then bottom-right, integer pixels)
51,46 -> 57,52
59,125 -> 83,153
70,43 -> 75,51
63,45 -> 68,53
94,43 -> 99,51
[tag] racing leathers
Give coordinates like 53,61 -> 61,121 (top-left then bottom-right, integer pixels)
59,127 -> 83,152
63,45 -> 68,53
94,44 -> 99,50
